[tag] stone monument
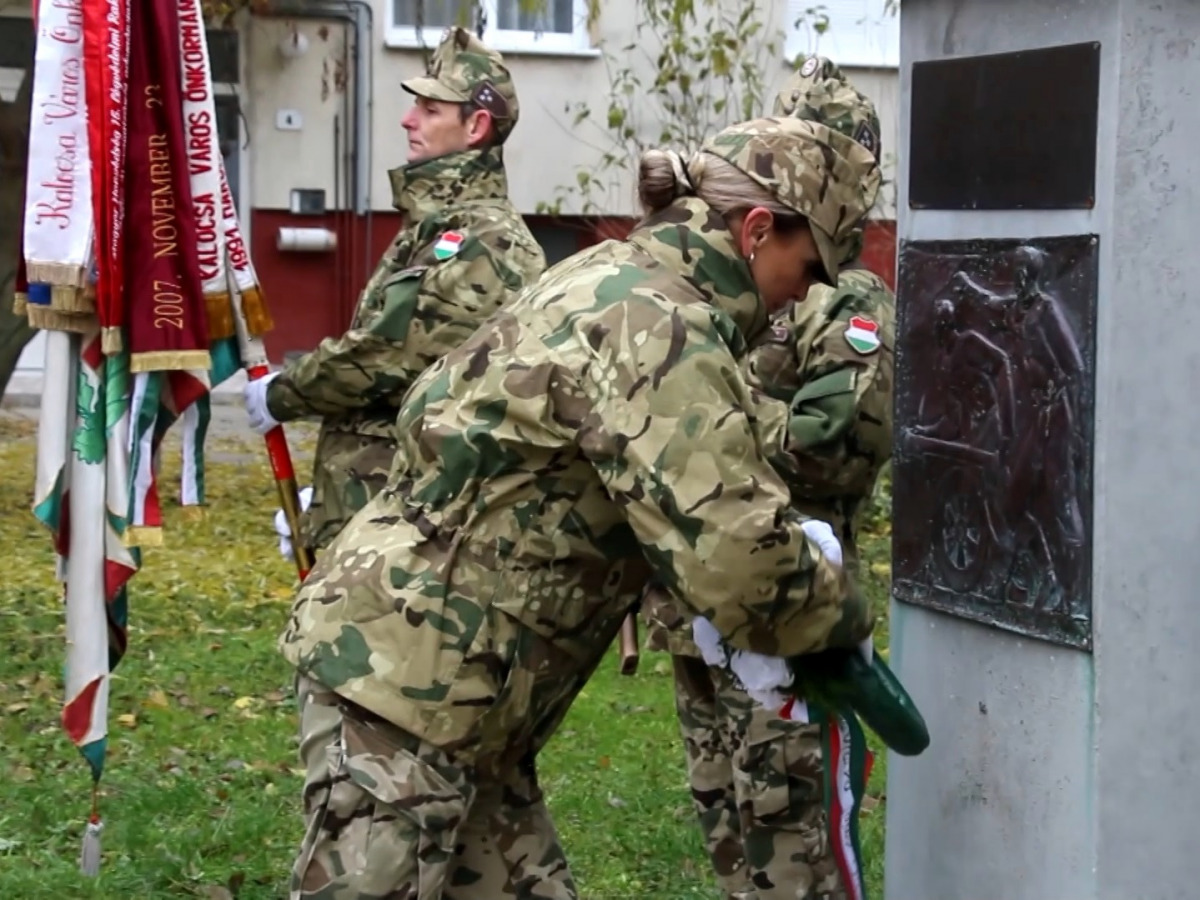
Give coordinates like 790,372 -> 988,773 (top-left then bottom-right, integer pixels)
885,2 -> 1200,898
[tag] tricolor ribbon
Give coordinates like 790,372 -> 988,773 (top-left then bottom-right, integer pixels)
816,706 -> 873,900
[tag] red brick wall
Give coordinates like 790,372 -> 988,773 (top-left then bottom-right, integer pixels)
250,210 -> 898,361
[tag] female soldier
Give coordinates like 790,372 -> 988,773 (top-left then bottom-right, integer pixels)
279,115 -> 882,900
644,58 -> 897,900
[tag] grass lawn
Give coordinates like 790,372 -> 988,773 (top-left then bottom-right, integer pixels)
0,410 -> 892,899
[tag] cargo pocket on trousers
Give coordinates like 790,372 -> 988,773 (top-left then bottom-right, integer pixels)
737,730 -> 828,867
738,737 -> 793,823
309,714 -> 472,899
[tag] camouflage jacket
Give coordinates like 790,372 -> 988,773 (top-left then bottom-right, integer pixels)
265,146 -> 546,554
279,198 -> 871,760
645,266 -> 896,655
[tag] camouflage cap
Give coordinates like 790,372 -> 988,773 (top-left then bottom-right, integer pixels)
402,27 -> 520,142
773,55 -> 882,162
700,117 -> 881,287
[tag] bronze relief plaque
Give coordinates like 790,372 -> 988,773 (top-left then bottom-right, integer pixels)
892,236 -> 1098,649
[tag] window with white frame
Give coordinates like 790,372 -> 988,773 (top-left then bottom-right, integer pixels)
389,0 -> 593,55
784,0 -> 899,69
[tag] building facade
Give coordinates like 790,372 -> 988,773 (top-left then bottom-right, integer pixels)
4,0 -> 899,369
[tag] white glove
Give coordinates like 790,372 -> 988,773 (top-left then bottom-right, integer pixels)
728,649 -> 794,712
693,617 -> 803,719
691,616 -> 729,667
273,486 -> 314,561
801,519 -> 842,568
798,520 -> 870,662
858,636 -> 874,665
244,371 -> 282,435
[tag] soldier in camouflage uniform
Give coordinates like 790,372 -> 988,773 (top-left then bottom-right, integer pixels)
243,27 -> 545,557
642,57 -> 897,900
278,116 -> 882,899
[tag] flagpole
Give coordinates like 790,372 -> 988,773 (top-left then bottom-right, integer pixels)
229,289 -> 313,579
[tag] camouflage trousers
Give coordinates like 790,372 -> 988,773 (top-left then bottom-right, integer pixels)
290,676 -> 579,899
672,655 -> 845,900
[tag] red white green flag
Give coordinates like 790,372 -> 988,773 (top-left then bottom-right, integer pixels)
20,0 -> 305,874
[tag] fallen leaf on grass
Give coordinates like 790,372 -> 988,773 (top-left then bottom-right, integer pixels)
233,696 -> 254,710
117,713 -> 137,728
145,689 -> 170,709
5,702 -> 29,714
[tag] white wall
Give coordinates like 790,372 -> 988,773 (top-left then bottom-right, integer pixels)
244,0 -> 900,218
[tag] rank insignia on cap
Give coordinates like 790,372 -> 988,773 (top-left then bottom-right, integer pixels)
800,56 -> 820,77
433,231 -> 465,261
844,315 -> 881,354
853,121 -> 878,158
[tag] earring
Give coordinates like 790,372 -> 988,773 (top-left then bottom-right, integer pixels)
749,251 -> 756,264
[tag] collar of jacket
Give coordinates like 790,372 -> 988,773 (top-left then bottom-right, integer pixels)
387,145 -> 509,221
627,196 -> 767,349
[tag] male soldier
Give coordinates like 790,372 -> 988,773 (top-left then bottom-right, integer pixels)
243,27 -> 546,560
241,27 -> 545,900
643,57 -> 896,900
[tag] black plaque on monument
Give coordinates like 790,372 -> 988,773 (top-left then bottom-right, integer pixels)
892,236 -> 1098,649
909,42 -> 1101,210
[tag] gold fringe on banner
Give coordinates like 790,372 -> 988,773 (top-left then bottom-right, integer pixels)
178,506 -> 206,523
129,350 -> 213,373
25,261 -> 86,288
26,307 -> 97,334
13,290 -> 27,316
51,283 -> 95,314
204,291 -> 236,341
239,287 -> 275,337
100,327 -> 124,355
